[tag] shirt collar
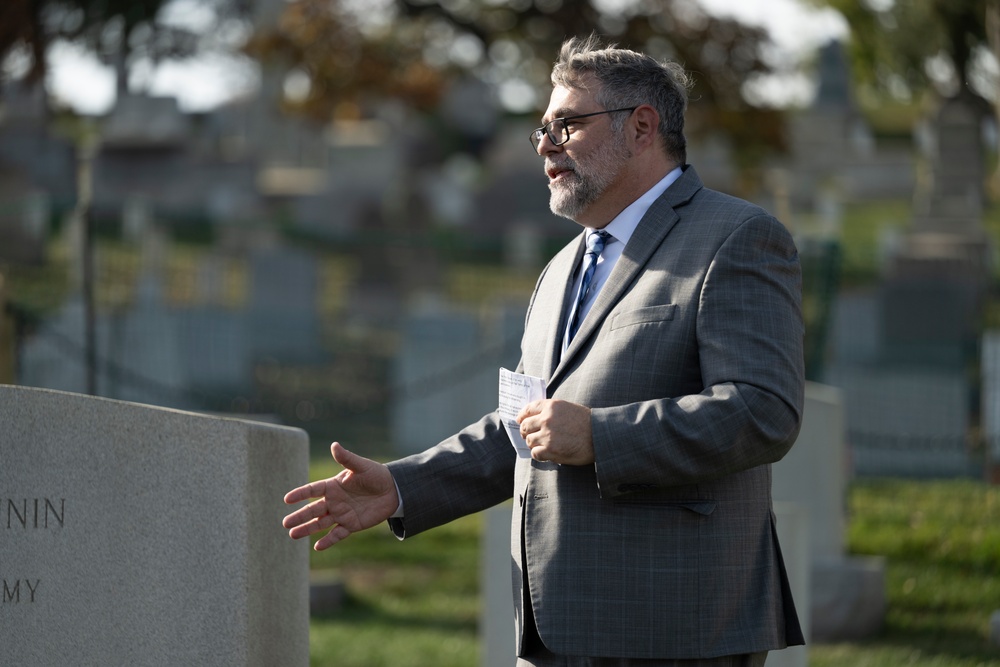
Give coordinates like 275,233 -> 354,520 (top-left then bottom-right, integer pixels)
592,165 -> 684,246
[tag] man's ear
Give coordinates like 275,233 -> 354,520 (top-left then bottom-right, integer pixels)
630,104 -> 660,154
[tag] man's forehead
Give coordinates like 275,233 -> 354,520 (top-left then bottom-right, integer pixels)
543,82 -> 599,120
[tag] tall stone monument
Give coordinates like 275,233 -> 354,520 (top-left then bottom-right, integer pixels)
1,385 -> 310,666
881,91 -> 992,369
866,92 -> 992,475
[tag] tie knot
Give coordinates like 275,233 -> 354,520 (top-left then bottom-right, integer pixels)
586,230 -> 610,255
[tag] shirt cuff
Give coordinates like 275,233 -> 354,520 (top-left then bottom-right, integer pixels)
390,477 -> 404,518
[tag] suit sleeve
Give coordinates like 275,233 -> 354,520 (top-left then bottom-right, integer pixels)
385,411 -> 516,539
590,213 -> 805,497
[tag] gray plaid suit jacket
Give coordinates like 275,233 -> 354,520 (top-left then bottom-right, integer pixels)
387,165 -> 806,660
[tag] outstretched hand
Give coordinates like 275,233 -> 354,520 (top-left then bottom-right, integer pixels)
282,442 -> 399,551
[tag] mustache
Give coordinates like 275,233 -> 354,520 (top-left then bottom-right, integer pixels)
545,157 -> 576,176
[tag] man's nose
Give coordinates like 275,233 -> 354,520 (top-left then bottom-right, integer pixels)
536,132 -> 564,157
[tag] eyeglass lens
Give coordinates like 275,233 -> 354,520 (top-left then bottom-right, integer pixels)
531,119 -> 567,151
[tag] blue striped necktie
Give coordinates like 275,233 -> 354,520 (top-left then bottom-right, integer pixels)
567,229 -> 611,343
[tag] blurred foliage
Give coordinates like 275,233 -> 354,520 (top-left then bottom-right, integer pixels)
813,0 -> 994,101
0,0 -> 249,91
248,0 -> 790,183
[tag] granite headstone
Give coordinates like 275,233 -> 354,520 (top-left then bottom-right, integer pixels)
0,385 -> 310,666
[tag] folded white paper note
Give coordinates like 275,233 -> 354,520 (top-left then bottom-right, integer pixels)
498,367 -> 546,458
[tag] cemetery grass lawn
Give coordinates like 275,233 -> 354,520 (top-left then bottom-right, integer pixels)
809,479 -> 1000,667
305,458 -> 482,667
303,459 -> 1000,667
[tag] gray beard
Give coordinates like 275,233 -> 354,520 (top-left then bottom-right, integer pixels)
547,133 -> 631,221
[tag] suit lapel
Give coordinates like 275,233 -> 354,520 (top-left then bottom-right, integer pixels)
547,166 -> 704,390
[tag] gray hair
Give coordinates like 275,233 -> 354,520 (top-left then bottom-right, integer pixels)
551,34 -> 692,164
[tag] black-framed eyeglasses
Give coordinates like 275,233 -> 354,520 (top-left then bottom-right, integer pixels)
529,107 -> 637,153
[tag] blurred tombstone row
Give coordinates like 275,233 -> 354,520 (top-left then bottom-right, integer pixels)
1,35 -> 998,479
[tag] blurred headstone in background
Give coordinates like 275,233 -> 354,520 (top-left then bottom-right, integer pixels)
0,274 -> 12,383
782,41 -> 915,213
881,93 -> 992,369
0,83 -> 71,266
392,303 -> 482,455
773,383 -> 886,643
101,93 -> 191,148
0,189 -> 49,265
836,366 -> 975,477
248,246 -> 323,362
984,332 -> 1000,483
836,90 -> 995,478
503,222 -> 544,271
391,298 -> 523,456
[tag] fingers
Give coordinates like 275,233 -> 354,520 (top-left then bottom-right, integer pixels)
330,441 -> 366,471
314,525 -> 351,551
284,442 -> 359,505
518,400 -> 547,441
516,400 -> 544,424
286,509 -> 335,539
286,511 -> 351,551
283,478 -> 327,505
283,494 -> 327,528
519,400 -> 595,466
281,441 -> 397,550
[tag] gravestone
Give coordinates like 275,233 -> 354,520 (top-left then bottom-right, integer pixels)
101,94 -> 191,149
829,365 -> 974,477
391,306 -> 489,455
112,277 -> 190,408
481,503 -> 515,667
984,332 -> 1000,483
248,246 -> 323,361
177,308 -> 251,395
392,301 -> 523,455
504,223 -> 544,271
18,296 -> 91,394
0,189 -> 49,265
880,92 -> 991,369
0,274 -> 12,383
0,385 -> 310,666
870,93 -> 989,477
772,382 -> 886,641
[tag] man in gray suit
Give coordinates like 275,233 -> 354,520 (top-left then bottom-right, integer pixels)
284,35 -> 805,666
